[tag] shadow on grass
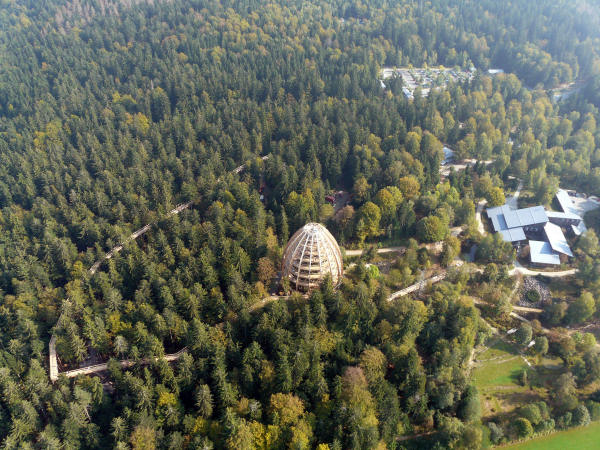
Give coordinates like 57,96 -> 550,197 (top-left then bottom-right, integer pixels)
509,366 -> 527,384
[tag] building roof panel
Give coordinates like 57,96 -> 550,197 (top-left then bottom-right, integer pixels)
529,240 -> 561,265
546,210 -> 582,221
487,205 -> 509,231
572,221 -> 588,236
487,204 -> 548,231
544,222 -> 573,257
556,189 -> 577,215
498,227 -> 526,242
531,206 -> 549,224
503,205 -> 548,228
503,209 -> 520,229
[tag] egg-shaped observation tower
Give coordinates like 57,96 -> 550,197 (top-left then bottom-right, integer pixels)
281,223 -> 343,292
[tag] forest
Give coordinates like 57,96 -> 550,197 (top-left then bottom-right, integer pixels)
0,0 -> 599,448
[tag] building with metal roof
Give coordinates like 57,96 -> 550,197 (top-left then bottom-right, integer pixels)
486,205 -> 511,231
487,205 -> 548,233
498,227 -> 526,244
544,222 -> 573,257
486,189 -> 584,265
556,189 -> 578,216
571,221 -> 588,236
529,240 -> 561,266
546,210 -> 582,223
503,206 -> 548,230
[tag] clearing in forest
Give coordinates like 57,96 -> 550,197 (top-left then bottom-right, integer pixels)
503,420 -> 600,449
472,338 -> 550,419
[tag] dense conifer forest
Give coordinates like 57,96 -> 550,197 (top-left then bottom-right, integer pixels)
0,0 -> 600,448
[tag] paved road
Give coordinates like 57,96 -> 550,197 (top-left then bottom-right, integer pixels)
475,179 -> 522,237
475,200 -> 487,235
345,229 -> 462,258
345,246 -> 405,257
506,179 -> 524,210
509,261 -> 577,278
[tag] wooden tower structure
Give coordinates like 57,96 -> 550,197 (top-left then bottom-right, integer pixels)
281,223 -> 343,292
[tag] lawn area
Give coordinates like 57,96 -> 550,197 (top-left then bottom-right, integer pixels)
472,337 -> 544,420
473,339 -> 529,388
503,420 -> 600,449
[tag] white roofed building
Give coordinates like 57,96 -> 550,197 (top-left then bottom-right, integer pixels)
498,227 -> 527,246
544,222 -> 573,257
486,188 -> 584,265
529,241 -> 561,266
556,189 -> 579,216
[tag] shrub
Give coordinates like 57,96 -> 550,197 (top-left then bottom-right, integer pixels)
556,412 -> 572,429
539,418 -> 555,432
487,422 -> 504,444
572,404 -> 591,427
514,418 -> 533,438
519,369 -> 528,386
585,400 -> 600,420
519,404 -> 542,426
515,324 -> 533,346
458,385 -> 481,422
525,289 -> 541,303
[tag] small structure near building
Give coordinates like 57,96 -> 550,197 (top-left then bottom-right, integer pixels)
442,146 -> 454,165
281,223 -> 343,292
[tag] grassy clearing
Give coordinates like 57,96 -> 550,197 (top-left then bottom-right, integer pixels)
473,339 -> 529,388
474,356 -> 527,387
503,420 -> 600,449
472,337 -> 546,420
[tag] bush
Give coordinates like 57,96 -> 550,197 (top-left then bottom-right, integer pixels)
519,404 -> 542,426
556,412 -> 572,429
487,422 -> 504,444
539,418 -> 555,432
486,186 -> 506,207
476,233 -> 515,264
567,292 -> 596,325
514,418 -> 533,438
572,404 -> 591,427
460,424 -> 482,449
458,386 -> 481,422
515,324 -> 533,346
585,400 -> 600,420
519,369 -> 528,386
525,289 -> 541,303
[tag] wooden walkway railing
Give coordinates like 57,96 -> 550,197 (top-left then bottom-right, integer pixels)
56,347 -> 188,379
49,157 -> 268,381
